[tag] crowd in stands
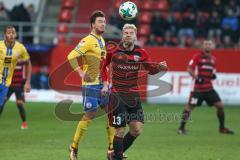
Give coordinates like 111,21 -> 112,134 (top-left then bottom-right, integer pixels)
109,0 -> 240,48
0,1 -> 36,43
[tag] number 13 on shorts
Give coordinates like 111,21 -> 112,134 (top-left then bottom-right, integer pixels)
113,116 -> 122,125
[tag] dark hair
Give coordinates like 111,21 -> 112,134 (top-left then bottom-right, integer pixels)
90,10 -> 105,27
4,25 -> 16,34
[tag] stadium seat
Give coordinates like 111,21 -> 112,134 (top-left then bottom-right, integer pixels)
142,0 -> 153,11
155,0 -> 169,11
138,36 -> 148,46
57,23 -> 69,33
62,0 -> 75,9
138,24 -> 150,36
138,11 -> 152,24
59,9 -> 72,22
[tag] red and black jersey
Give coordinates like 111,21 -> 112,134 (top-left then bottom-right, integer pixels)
10,62 -> 26,88
189,52 -> 216,92
101,43 -> 162,93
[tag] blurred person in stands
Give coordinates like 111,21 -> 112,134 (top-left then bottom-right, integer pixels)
0,60 -> 31,129
0,26 -> 31,127
27,4 -> 37,22
0,2 -> 9,38
221,9 -> 239,43
151,11 -> 169,37
145,34 -> 160,46
10,3 -> 32,43
208,10 -> 222,40
178,39 -> 234,135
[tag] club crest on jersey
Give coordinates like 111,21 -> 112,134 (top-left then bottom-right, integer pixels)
133,55 -> 140,62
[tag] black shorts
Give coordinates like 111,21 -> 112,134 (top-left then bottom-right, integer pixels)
6,87 -> 25,102
188,89 -> 221,106
108,92 -> 144,128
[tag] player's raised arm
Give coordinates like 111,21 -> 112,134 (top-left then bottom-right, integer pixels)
142,50 -> 168,75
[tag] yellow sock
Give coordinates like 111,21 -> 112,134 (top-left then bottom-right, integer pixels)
71,116 -> 92,149
106,121 -> 114,150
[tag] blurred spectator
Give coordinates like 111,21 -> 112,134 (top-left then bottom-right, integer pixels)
178,11 -> 196,42
150,11 -> 169,37
197,0 -> 213,12
0,1 -> 9,38
222,35 -> 235,48
27,4 -> 37,22
208,10 -> 222,39
32,66 -> 49,89
212,0 -> 224,16
163,31 -> 177,47
10,3 -> 32,43
221,9 -> 239,42
0,1 -> 9,21
145,34 -> 160,46
195,11 -> 210,37
166,12 -> 178,36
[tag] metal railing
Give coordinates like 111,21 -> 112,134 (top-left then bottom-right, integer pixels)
0,21 -> 121,45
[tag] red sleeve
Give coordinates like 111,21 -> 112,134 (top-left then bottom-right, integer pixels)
141,49 -> 162,75
188,54 -> 199,70
101,51 -> 112,82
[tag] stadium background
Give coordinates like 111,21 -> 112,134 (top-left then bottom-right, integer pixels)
0,0 -> 240,160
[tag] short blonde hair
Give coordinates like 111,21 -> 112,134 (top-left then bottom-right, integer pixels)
122,24 -> 137,33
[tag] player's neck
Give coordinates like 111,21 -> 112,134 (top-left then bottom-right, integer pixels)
4,40 -> 15,48
91,30 -> 102,38
123,42 -> 134,51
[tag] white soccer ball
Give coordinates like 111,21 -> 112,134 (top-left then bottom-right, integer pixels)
119,1 -> 138,21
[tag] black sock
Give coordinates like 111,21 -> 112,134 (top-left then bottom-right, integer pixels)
113,136 -> 123,160
217,109 -> 225,129
123,132 -> 136,152
179,110 -> 190,129
17,103 -> 26,122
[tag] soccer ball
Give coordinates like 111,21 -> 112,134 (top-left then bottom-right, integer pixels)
119,1 -> 138,21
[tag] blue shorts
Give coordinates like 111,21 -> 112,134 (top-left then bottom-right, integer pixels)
0,83 -> 9,106
82,84 -> 110,112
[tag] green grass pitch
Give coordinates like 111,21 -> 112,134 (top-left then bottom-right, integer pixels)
0,102 -> 239,160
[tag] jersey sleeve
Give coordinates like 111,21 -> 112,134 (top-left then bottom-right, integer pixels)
188,54 -> 199,70
20,45 -> 30,61
74,38 -> 91,55
141,49 -> 162,75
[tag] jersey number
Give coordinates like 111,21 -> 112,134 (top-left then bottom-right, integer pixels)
113,116 -> 121,125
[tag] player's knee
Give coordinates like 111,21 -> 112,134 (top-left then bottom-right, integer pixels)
16,100 -> 24,106
130,128 -> 142,137
215,101 -> 224,110
115,128 -> 125,138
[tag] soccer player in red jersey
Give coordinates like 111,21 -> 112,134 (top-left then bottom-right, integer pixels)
1,61 -> 31,129
178,39 -> 234,135
101,24 -> 168,160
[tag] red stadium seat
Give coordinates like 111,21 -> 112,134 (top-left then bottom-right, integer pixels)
142,1 -> 153,11
138,24 -> 150,36
62,0 -> 74,9
155,0 -> 169,11
138,36 -> 148,46
138,11 -> 152,24
57,23 -> 69,33
59,9 -> 72,22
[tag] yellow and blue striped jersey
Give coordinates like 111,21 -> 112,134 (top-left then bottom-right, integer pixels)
0,40 -> 29,86
68,33 -> 106,85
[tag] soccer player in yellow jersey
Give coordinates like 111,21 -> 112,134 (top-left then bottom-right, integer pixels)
67,11 -> 114,160
0,26 -> 31,116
